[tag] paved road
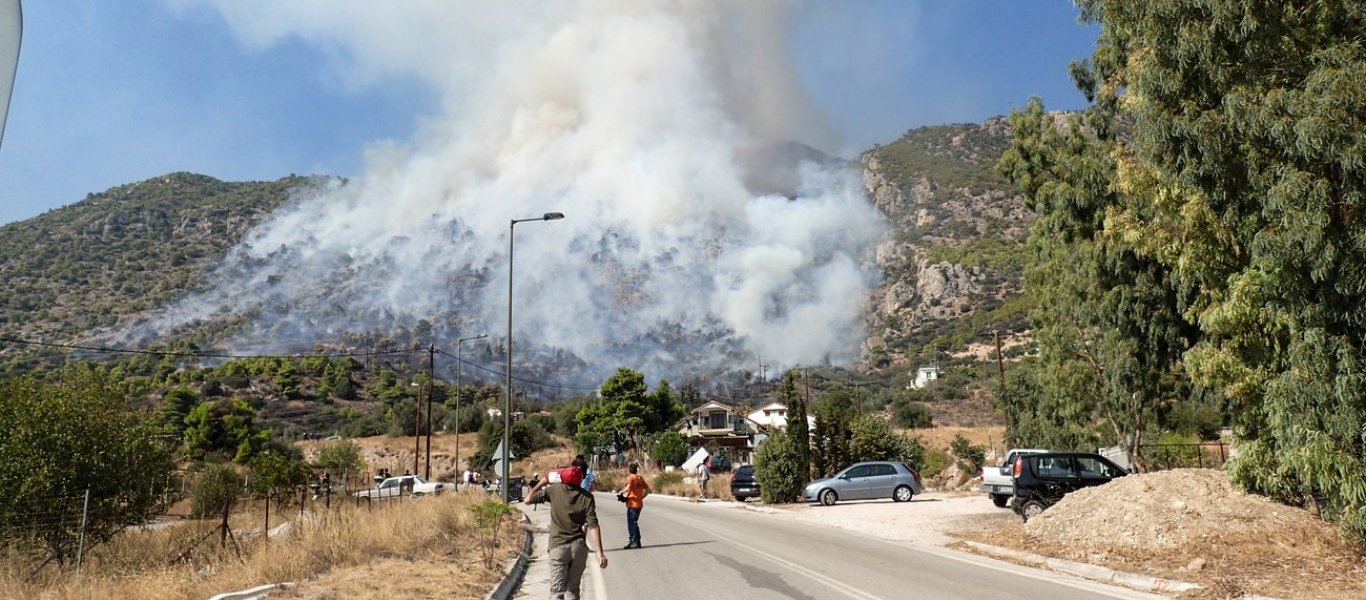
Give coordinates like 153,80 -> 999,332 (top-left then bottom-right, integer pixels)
518,493 -> 1168,600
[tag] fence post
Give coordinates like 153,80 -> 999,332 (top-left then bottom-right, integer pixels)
75,488 -> 90,577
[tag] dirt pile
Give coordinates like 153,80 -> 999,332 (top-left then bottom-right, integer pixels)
1026,469 -> 1317,549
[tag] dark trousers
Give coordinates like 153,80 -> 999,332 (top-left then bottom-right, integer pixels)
626,506 -> 642,543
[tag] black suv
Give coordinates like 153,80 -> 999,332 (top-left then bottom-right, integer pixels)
1011,452 -> 1128,521
730,465 -> 760,501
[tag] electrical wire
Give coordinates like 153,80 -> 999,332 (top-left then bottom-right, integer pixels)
0,336 -> 419,359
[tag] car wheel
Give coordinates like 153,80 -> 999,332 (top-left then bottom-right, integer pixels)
1018,500 -> 1045,522
991,494 -> 1009,508
819,489 -> 838,506
893,485 -> 913,502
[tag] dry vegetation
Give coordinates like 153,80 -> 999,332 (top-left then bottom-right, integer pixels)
952,469 -> 1366,599
1,489 -> 521,600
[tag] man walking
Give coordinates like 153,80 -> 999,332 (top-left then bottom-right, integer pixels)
617,462 -> 651,549
525,461 -> 608,599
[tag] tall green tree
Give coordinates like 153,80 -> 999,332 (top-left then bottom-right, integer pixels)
781,371 -> 810,481
810,391 -> 854,478
998,79 -> 1199,460
0,368 -> 175,565
1072,0 -> 1366,540
183,397 -> 270,463
575,367 -> 649,453
158,386 -> 199,436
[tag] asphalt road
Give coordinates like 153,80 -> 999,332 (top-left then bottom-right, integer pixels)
562,493 -> 1168,600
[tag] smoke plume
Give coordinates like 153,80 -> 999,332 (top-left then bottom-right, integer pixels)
147,0 -> 885,381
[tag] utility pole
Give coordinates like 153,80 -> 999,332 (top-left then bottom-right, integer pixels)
760,363 -> 768,404
424,343 -> 436,480
993,330 -> 1005,388
412,375 -> 421,476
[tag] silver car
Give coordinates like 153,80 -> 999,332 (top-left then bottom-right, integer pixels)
802,461 -> 925,506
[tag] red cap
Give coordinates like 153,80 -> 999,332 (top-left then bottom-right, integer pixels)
558,466 -> 584,487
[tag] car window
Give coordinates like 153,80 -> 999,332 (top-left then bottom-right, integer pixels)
1077,457 -> 1120,479
379,479 -> 398,489
870,464 -> 896,477
1034,456 -> 1076,478
844,465 -> 871,478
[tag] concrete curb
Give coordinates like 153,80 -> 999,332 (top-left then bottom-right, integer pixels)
962,541 -> 1201,594
484,513 -> 535,600
206,583 -> 293,600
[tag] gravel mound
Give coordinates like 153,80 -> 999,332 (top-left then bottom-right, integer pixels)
1024,468 -> 1322,549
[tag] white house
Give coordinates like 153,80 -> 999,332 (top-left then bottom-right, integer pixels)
913,367 -> 941,389
744,401 -> 816,431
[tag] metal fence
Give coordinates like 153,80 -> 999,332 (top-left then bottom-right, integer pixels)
0,492 -> 92,574
1139,442 -> 1230,471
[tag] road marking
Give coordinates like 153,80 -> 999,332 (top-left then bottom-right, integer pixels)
590,548 -> 609,600
703,527 -> 886,600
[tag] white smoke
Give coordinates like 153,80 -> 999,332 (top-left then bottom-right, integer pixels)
148,0 -> 885,380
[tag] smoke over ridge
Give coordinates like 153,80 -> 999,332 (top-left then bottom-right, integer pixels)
147,0 -> 885,381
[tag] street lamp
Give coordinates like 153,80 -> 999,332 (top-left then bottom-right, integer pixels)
455,333 -> 487,479
504,212 -> 564,502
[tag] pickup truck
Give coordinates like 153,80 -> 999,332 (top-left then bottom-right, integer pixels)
355,475 -> 446,500
979,448 -> 1048,507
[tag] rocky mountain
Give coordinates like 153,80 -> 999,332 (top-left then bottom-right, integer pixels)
0,119 -> 1031,381
860,118 -> 1033,371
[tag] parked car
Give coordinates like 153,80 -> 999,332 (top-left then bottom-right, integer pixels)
802,461 -> 924,506
979,448 -> 1049,507
730,465 -> 760,501
1011,452 -> 1128,521
355,475 -> 446,500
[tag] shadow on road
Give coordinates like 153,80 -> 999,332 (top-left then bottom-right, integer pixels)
612,540 -> 713,552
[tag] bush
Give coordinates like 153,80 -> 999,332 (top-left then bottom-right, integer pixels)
949,434 -> 986,472
192,463 -> 243,519
851,414 -> 924,467
918,448 -> 952,479
754,430 -> 806,503
651,431 -> 687,467
892,401 -> 934,429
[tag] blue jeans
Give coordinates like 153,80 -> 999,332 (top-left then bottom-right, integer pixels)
626,506 -> 642,543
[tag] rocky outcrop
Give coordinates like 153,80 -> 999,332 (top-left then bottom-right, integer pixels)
860,119 -> 1034,365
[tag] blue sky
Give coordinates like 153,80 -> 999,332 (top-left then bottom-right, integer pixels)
0,1 -> 1098,225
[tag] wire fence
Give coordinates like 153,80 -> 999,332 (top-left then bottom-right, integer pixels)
1140,442 -> 1230,471
0,492 -> 92,574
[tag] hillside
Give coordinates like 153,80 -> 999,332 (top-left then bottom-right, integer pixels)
860,118 -> 1033,372
0,119 -> 1032,429
0,173 -> 314,356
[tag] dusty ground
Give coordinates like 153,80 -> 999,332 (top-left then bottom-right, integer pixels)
754,490 -> 1013,546
952,470 -> 1366,599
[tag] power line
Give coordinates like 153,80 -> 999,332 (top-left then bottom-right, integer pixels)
0,336 -> 421,359
433,348 -> 600,391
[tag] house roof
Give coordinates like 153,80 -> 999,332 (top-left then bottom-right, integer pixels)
747,401 -> 786,416
689,400 -> 736,415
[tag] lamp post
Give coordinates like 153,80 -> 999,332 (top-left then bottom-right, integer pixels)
455,333 -> 487,479
504,212 -> 565,502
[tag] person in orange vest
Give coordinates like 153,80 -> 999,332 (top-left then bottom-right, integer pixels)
616,462 -> 652,549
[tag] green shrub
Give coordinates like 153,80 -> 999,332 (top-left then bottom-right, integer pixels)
918,448 -> 952,479
949,434 -> 986,473
754,430 -> 806,504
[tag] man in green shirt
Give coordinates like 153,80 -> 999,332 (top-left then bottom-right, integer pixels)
525,461 -> 608,599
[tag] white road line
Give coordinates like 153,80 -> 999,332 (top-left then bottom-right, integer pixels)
590,550 -> 609,600
704,527 -> 886,600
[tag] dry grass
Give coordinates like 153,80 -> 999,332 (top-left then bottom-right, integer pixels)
903,426 -> 1008,457
1,490 -> 522,600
